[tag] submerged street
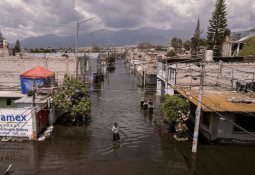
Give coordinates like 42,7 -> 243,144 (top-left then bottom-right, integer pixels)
0,60 -> 255,175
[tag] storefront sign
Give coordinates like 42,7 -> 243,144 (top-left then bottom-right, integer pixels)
0,108 -> 33,138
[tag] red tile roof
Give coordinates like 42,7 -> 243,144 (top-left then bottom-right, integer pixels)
20,66 -> 54,78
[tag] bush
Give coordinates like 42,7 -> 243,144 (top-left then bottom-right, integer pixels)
161,94 -> 189,124
166,50 -> 177,57
52,74 -> 91,117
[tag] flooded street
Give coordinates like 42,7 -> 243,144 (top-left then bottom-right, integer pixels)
0,60 -> 254,175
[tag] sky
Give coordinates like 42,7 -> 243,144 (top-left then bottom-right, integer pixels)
0,0 -> 254,42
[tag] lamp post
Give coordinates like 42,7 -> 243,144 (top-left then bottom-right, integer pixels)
89,29 -> 107,80
90,29 -> 107,51
75,17 -> 94,78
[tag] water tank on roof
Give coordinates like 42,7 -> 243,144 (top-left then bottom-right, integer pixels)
205,50 -> 213,62
3,40 -> 8,48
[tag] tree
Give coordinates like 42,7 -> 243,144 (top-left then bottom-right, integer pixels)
207,0 -> 228,58
155,45 -> 165,51
200,38 -> 208,47
171,37 -> 182,52
14,39 -> 21,53
52,75 -> 91,118
0,32 -> 4,41
0,32 -> 4,48
183,40 -> 191,51
166,50 -> 176,57
137,42 -> 154,49
107,52 -> 117,71
161,94 -> 189,124
92,46 -> 100,53
191,18 -> 203,57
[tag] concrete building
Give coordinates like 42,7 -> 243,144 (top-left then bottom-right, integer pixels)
0,91 -> 24,108
175,86 -> 255,143
0,55 -> 76,87
0,66 -> 60,140
221,30 -> 255,57
125,49 -> 157,87
157,58 -> 255,143
0,39 -> 9,57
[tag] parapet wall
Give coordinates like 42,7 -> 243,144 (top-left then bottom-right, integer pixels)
0,56 -> 75,87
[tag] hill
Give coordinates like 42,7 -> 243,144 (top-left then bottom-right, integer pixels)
13,28 -> 193,48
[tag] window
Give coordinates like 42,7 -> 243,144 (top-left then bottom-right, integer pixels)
162,63 -> 166,71
234,114 -> 255,133
202,113 -> 210,128
6,98 -> 12,106
169,69 -> 175,82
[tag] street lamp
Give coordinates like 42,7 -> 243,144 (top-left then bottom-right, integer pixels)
89,29 -> 107,82
75,17 -> 94,78
90,29 -> 107,51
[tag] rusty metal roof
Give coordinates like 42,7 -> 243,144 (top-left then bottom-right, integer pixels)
175,87 -> 255,113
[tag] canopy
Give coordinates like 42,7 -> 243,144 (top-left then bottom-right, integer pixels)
20,66 -> 54,79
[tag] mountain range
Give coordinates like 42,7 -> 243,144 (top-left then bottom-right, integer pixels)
18,28 -> 194,48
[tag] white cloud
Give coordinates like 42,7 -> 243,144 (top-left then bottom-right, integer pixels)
0,0 -> 254,42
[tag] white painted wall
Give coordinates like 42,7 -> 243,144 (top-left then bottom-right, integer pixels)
0,108 -> 33,139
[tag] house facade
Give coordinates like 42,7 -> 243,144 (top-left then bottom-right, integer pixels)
157,59 -> 255,143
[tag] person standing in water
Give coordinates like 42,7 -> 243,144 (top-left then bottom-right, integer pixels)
141,97 -> 144,107
112,122 -> 120,141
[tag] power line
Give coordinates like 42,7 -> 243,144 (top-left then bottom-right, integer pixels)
0,106 -> 34,131
202,89 -> 255,119
0,105 -> 45,151
223,64 -> 255,74
175,85 -> 255,139
0,103 -> 48,144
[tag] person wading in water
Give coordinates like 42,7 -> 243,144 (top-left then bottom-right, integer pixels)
112,122 -> 120,141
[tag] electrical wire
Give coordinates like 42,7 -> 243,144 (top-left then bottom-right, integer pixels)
175,85 -> 255,139
0,103 -> 47,151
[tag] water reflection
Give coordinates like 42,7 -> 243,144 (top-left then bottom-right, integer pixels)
0,142 -> 39,175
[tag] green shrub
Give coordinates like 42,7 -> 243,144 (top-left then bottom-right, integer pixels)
161,94 -> 189,124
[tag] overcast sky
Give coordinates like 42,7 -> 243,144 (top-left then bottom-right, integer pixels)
0,0 -> 254,42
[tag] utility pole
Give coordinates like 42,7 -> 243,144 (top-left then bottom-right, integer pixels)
75,17 -> 94,78
143,59 -> 146,88
75,22 -> 79,78
89,29 -> 107,83
32,80 -> 36,107
192,60 -> 205,153
32,79 -> 38,140
189,65 -> 193,90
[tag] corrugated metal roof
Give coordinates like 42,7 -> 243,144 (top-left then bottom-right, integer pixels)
20,66 -> 54,78
175,87 -> 255,113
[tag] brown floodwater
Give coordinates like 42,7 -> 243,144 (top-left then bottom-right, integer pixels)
0,60 -> 254,175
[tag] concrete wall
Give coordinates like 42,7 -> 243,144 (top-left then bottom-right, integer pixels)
202,113 -> 255,142
0,48 -> 9,57
174,62 -> 255,90
0,56 -> 76,86
215,113 -> 255,141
